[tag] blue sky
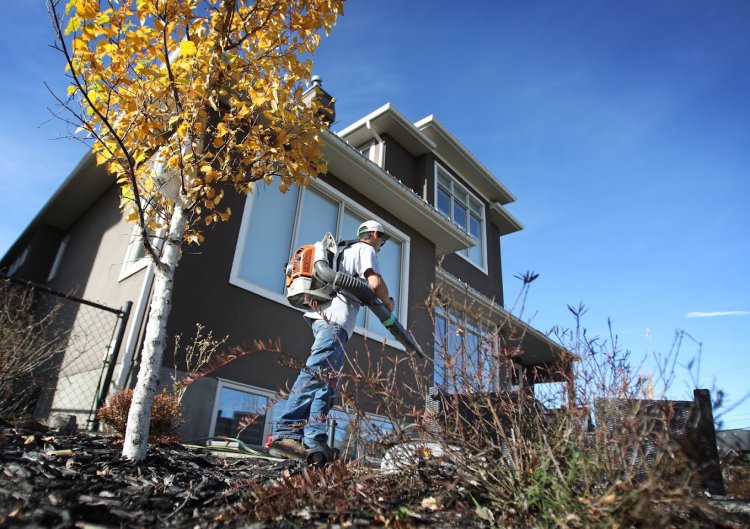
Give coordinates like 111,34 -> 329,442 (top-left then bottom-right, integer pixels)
2,1 -> 748,429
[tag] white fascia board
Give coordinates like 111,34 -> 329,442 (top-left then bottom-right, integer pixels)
337,103 -> 436,156
489,201 -> 524,236
321,129 -> 474,255
415,115 -> 516,205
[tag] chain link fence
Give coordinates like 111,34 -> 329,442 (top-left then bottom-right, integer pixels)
1,276 -> 131,431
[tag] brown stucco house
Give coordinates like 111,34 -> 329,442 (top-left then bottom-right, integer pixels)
1,81 -> 568,449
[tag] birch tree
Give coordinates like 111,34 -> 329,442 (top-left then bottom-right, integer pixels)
49,0 -> 342,461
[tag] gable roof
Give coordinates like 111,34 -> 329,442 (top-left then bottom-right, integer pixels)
322,129 -> 475,254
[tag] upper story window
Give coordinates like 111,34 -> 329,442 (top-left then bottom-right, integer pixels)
231,180 -> 410,342
46,235 -> 70,283
118,226 -> 156,281
434,164 -> 486,271
358,140 -> 383,167
7,246 -> 29,276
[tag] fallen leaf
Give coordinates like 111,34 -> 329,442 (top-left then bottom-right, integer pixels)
46,449 -> 74,457
475,505 -> 494,523
421,496 -> 441,511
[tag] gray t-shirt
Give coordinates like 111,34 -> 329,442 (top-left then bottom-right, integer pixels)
304,242 -> 380,338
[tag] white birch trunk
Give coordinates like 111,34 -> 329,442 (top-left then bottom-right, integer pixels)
121,203 -> 187,461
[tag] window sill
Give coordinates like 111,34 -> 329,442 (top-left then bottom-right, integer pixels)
228,276 -> 407,351
118,258 -> 149,282
454,250 -> 488,275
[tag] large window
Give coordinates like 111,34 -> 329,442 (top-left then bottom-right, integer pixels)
327,409 -> 396,460
231,180 -> 410,340
211,381 -> 271,446
118,226 -> 158,281
435,165 -> 486,270
433,306 -> 506,393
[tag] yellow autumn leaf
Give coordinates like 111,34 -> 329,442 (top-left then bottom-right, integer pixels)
180,40 -> 197,56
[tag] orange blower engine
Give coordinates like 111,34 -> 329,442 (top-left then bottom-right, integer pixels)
284,237 -> 336,309
284,232 -> 424,356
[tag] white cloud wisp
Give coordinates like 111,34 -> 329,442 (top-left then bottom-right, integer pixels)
685,311 -> 750,318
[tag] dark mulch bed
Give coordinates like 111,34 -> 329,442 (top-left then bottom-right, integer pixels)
0,420 -> 299,528
3,418 -> 750,529
0,420 -> 468,529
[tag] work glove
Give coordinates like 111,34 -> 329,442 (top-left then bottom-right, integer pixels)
382,312 -> 397,328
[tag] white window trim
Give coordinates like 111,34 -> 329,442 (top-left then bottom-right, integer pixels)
210,379 -> 280,445
7,247 -> 29,276
433,163 -> 488,274
358,140 -> 384,167
230,179 -> 411,348
118,226 -> 151,281
46,235 -> 70,283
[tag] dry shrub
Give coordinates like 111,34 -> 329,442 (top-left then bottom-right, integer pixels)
97,389 -> 183,443
0,279 -> 65,419
722,452 -> 750,500
227,278 -> 735,528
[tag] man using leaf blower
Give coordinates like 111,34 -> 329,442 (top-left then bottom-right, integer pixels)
269,220 -> 397,463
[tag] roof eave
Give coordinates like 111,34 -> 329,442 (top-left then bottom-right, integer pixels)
489,201 -> 524,236
1,151 -> 111,264
337,103 -> 436,156
415,115 -> 516,205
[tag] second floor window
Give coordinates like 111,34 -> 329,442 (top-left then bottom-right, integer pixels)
435,165 -> 486,270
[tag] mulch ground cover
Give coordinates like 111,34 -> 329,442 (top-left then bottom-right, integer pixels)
0,420 -> 302,528
0,420 -> 469,529
3,418 -> 750,529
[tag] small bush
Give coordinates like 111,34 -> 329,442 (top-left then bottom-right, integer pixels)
97,388 -> 183,443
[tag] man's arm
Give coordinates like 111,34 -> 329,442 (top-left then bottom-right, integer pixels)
364,269 -> 394,312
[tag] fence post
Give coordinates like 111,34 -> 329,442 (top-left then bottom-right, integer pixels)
91,301 -> 133,431
693,388 -> 726,495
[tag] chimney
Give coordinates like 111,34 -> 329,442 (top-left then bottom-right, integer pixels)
302,76 -> 335,127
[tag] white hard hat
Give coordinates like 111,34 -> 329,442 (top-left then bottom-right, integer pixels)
357,220 -> 389,240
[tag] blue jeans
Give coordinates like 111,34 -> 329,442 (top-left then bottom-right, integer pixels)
274,320 -> 348,449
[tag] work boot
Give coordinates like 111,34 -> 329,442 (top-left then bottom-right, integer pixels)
306,445 -> 340,466
269,438 -> 307,461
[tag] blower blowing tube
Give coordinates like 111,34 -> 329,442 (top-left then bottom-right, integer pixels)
313,260 -> 424,357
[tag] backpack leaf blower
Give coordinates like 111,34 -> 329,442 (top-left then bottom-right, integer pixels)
285,233 -> 424,357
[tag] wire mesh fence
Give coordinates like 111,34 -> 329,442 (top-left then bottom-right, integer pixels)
1,276 -> 131,431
